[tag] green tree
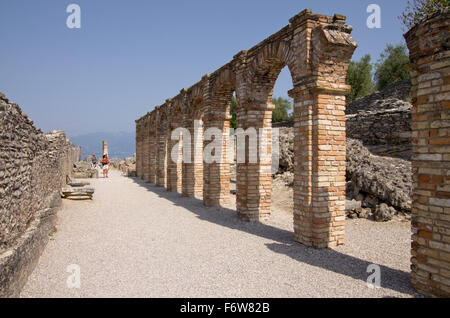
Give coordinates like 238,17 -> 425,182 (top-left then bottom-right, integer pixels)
399,0 -> 448,30
346,54 -> 375,104
230,96 -> 237,129
272,97 -> 292,123
229,96 -> 293,127
374,44 -> 410,91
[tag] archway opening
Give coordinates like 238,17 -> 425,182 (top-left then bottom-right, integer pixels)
271,66 -> 294,215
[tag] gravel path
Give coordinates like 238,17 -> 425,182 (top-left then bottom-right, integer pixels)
20,170 -> 417,298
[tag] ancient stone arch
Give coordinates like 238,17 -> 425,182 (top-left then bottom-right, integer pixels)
136,9 -> 357,249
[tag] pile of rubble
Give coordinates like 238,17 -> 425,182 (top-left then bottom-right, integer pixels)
119,155 -> 136,177
72,160 -> 98,179
345,138 -> 412,221
275,130 -> 412,222
274,80 -> 413,222
109,158 -> 121,169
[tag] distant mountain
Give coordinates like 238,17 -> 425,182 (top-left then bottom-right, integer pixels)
70,131 -> 135,160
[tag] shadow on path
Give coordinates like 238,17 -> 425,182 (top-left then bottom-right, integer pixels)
130,177 -> 415,296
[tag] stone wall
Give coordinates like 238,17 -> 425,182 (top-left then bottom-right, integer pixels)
404,8 -> 450,298
347,107 -> 411,144
0,93 -> 80,297
346,80 -> 413,160
346,79 -> 411,114
277,80 -> 413,150
119,155 -> 137,177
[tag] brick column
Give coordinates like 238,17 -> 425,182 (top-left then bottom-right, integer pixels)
135,120 -> 143,179
233,50 -> 272,221
156,108 -> 168,188
290,20 -> 356,249
183,118 -> 203,198
290,84 -> 347,249
148,119 -> 157,184
102,140 -> 108,156
156,132 -> 168,187
142,117 -> 150,182
182,117 -> 194,197
235,105 -> 247,216
194,120 -> 204,199
168,123 -> 183,193
405,8 -> 450,297
203,111 -> 231,207
237,107 -> 273,221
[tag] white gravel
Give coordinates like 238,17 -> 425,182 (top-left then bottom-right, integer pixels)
20,170 -> 418,298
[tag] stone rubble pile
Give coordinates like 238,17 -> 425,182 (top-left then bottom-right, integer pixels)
109,157 -> 121,169
275,80 -> 414,222
346,138 -> 412,220
276,130 -> 412,221
72,160 -> 98,179
119,154 -> 136,177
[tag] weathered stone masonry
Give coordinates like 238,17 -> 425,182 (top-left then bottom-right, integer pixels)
136,9 -> 357,249
0,93 -> 80,297
405,8 -> 450,297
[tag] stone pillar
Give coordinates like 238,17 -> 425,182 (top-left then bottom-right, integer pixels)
404,8 -> 450,297
290,16 -> 356,249
148,116 -> 157,184
182,117 -> 194,197
203,111 -> 231,207
290,84 -> 348,249
102,140 -> 108,156
233,49 -> 273,221
135,121 -> 143,179
156,127 -> 168,188
168,123 -> 183,193
182,118 -> 203,198
142,117 -> 151,182
235,107 -> 273,221
235,105 -> 248,218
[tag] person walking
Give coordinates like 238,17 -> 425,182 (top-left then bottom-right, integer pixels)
91,153 -> 97,168
101,154 -> 110,178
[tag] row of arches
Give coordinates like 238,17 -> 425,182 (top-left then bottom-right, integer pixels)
135,9 -> 357,249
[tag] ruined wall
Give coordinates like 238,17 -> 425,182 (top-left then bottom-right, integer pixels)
277,80 -> 413,148
404,8 -> 450,297
0,93 -> 80,297
347,107 -> 411,145
346,79 -> 411,114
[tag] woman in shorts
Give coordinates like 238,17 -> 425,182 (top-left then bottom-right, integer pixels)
101,154 -> 110,178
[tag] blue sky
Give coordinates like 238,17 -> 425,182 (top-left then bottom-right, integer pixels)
0,0 -> 409,136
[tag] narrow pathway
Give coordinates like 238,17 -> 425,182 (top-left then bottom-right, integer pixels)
21,170 -> 416,297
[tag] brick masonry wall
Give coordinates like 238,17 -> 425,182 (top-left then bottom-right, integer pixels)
0,93 -> 79,297
404,8 -> 450,297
